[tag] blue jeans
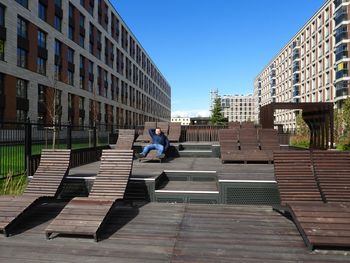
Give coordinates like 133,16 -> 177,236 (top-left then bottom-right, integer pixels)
142,144 -> 164,157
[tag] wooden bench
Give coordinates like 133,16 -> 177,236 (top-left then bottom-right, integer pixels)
0,149 -> 71,236
45,149 -> 133,241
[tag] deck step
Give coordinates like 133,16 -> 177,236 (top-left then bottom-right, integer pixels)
178,150 -> 213,157
154,171 -> 219,204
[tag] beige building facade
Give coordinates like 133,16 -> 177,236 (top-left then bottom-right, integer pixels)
254,0 -> 350,130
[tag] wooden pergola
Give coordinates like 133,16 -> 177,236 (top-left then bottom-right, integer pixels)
260,102 -> 334,149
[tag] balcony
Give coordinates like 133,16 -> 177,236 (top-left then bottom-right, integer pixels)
292,52 -> 300,60
293,87 -> 300,97
335,7 -> 348,26
335,0 -> 349,10
336,49 -> 348,61
293,64 -> 300,72
336,67 -> 349,79
271,88 -> 276,96
335,27 -> 348,43
292,41 -> 300,49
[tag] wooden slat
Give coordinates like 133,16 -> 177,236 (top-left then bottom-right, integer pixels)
0,149 -> 71,236
288,202 -> 350,249
45,149 -> 133,240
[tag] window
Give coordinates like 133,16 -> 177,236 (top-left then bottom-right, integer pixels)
79,34 -> 84,48
79,97 -> 84,110
69,3 -> 74,18
80,14 -> 85,28
54,64 -> 61,80
0,40 -> 4,61
17,17 -> 27,38
37,57 -> 46,75
38,2 -> 46,21
68,70 -> 74,86
88,61 -> 93,74
54,16 -> 62,31
54,0 -> 62,8
38,84 -> 45,102
67,48 -> 74,64
68,26 -> 74,40
38,30 -> 46,48
80,55 -> 85,71
16,109 -> 27,122
0,4 -> 4,26
0,73 -> 3,95
54,40 -> 61,56
17,48 -> 27,68
79,75 -> 85,89
16,0 -> 28,8
16,78 -> 27,98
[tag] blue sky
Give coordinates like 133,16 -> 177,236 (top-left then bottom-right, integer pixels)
112,0 -> 326,117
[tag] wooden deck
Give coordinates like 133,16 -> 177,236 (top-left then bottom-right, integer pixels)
0,202 -> 349,262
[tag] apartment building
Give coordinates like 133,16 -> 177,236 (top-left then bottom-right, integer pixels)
221,94 -> 255,123
171,117 -> 190,125
254,0 -> 350,130
0,0 -> 171,127
210,90 -> 255,123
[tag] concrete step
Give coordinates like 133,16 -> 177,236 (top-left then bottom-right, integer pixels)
178,150 -> 213,157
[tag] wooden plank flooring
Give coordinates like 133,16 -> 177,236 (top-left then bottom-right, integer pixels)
0,202 -> 349,262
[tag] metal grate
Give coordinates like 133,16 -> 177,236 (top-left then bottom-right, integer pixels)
224,185 -> 280,205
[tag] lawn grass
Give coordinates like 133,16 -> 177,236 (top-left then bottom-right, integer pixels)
0,142 -> 108,178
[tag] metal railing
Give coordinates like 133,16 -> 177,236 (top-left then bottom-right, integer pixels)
0,120 -> 121,178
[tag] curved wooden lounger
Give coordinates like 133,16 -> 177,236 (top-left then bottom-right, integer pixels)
45,149 -> 133,241
0,149 -> 71,237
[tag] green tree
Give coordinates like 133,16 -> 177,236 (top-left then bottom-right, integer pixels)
210,98 -> 227,125
295,112 -> 309,136
342,96 -> 350,136
334,108 -> 343,144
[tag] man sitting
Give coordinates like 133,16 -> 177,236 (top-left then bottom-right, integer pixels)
136,127 -> 169,159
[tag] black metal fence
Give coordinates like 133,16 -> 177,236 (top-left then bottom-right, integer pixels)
0,120 -> 134,179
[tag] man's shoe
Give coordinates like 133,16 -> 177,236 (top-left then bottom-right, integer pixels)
157,153 -> 165,159
135,153 -> 145,158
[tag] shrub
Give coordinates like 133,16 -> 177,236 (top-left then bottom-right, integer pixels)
290,135 -> 310,149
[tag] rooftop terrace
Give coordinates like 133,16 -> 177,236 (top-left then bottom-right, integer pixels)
1,151 -> 349,262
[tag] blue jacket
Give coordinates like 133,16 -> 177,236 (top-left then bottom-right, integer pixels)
149,128 -> 169,150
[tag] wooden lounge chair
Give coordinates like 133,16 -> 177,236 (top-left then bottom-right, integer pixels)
138,149 -> 165,163
0,149 -> 71,236
287,150 -> 350,249
156,122 -> 169,136
274,150 -> 350,250
258,129 -> 280,162
116,129 -> 135,149
228,122 -> 240,129
135,122 -> 156,142
219,129 -> 242,163
168,122 -> 181,142
239,128 -> 268,163
45,149 -> 133,241
273,150 -> 323,206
